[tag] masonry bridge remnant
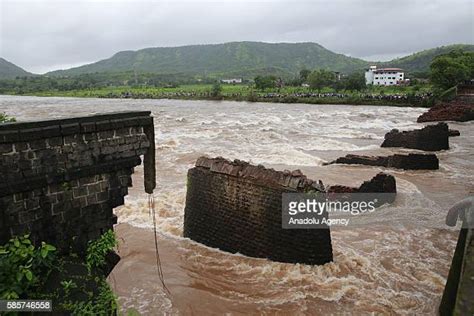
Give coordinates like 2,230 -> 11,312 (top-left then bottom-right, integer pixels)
184,156 -> 334,265
0,111 -> 156,253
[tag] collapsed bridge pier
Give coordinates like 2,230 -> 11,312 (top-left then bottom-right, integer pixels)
184,157 -> 334,265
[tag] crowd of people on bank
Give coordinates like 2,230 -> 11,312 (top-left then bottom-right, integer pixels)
260,92 -> 433,101
98,91 -> 433,103
261,92 -> 348,99
360,92 -> 433,101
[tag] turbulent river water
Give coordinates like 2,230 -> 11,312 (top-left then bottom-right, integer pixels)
1,95 -> 473,315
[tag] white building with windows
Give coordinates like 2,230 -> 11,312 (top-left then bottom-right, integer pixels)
365,66 -> 405,86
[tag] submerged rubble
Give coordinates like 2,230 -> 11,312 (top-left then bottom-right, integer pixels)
381,122 -> 449,151
324,153 -> 439,170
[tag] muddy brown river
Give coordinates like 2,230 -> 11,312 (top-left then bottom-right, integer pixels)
1,95 -> 473,315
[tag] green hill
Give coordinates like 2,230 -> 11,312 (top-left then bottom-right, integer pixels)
43,42 -> 474,80
47,42 -> 368,78
380,44 -> 474,75
0,58 -> 32,79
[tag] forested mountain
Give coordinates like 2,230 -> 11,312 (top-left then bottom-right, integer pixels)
4,42 -> 473,82
47,42 -> 368,78
0,58 -> 32,79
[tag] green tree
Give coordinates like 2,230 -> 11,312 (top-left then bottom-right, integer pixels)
287,77 -> 303,87
308,69 -> 336,92
344,72 -> 366,91
430,50 -> 473,90
299,68 -> 311,81
210,81 -> 222,98
254,75 -> 276,91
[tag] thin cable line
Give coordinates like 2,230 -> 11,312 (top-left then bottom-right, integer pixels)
148,194 -> 171,295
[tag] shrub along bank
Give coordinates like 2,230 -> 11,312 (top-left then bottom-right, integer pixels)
0,230 -> 119,315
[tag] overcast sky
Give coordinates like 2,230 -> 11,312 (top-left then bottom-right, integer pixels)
1,0 -> 473,74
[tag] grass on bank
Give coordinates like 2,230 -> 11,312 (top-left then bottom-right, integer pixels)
7,83 -> 433,107
23,83 -> 432,97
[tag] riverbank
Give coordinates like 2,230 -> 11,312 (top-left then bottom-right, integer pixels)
0,83 -> 434,107
0,92 -> 433,108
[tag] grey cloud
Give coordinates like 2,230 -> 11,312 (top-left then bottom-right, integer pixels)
0,0 -> 472,73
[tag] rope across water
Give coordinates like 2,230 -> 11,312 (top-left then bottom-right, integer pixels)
148,194 -> 171,295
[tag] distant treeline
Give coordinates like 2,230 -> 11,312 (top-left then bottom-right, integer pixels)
0,70 -> 389,94
0,71 -> 219,94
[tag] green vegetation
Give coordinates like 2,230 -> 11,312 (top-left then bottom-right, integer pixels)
437,86 -> 458,102
10,83 -> 428,96
61,279 -> 78,296
299,68 -> 311,81
86,229 -> 117,271
1,42 -> 472,82
43,42 -> 474,79
51,267 -> 118,315
0,82 -> 433,106
47,42 -> 369,78
0,232 -> 119,314
0,57 -> 31,79
0,72 -> 206,94
255,75 -> 277,90
340,72 -> 366,91
430,49 -> 474,90
0,235 -> 56,299
0,112 -> 16,123
63,279 -> 117,315
308,69 -> 337,91
210,81 -> 223,98
2,43 -> 471,108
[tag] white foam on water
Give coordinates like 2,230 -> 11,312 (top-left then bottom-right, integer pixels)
174,229 -> 453,314
199,144 -> 326,167
395,178 -> 422,194
2,96 -> 470,315
115,193 -> 185,237
300,141 -> 380,152
321,130 -> 382,140
118,287 -> 175,315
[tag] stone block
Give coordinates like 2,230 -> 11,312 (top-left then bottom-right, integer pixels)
61,123 -> 80,135
98,130 -> 115,140
73,187 -> 88,198
0,130 -> 20,143
95,120 -> 112,131
14,142 -> 29,151
41,125 -> 62,138
381,122 -> 449,151
184,158 -> 332,265
19,128 -> 43,142
80,122 -> 97,133
0,143 -> 14,154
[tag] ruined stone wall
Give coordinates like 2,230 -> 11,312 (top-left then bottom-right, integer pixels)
184,157 -> 333,265
381,122 -> 449,151
0,111 -> 155,253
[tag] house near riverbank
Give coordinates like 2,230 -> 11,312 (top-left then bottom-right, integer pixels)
365,66 -> 405,86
